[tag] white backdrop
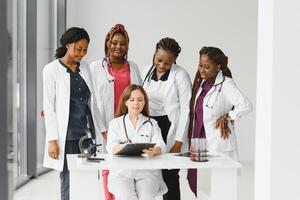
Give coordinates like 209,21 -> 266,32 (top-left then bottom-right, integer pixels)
67,0 -> 257,161
255,0 -> 300,199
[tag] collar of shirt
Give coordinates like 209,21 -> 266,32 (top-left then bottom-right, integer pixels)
124,113 -> 150,136
202,80 -> 214,90
59,59 -> 81,73
108,61 -> 129,73
151,67 -> 170,81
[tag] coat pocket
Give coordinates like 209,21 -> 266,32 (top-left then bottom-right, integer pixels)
217,128 -> 237,152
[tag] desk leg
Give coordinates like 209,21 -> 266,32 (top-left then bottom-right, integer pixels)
69,170 -> 103,200
209,168 -> 238,200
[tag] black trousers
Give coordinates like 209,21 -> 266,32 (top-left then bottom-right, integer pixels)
162,169 -> 181,200
151,115 -> 181,200
60,140 -> 80,200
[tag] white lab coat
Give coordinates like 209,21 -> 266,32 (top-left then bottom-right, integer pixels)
193,71 -> 252,159
90,59 -> 142,149
106,114 -> 167,197
142,64 -> 192,152
43,59 -> 105,171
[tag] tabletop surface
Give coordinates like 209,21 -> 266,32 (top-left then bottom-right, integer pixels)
67,153 -> 242,171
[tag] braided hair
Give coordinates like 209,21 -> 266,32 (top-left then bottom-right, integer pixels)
154,37 -> 181,63
188,46 -> 232,141
104,24 -> 129,60
199,47 -> 230,74
55,27 -> 90,59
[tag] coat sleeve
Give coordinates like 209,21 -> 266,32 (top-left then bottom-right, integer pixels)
106,119 -> 122,154
129,61 -> 142,85
150,119 -> 167,153
90,86 -> 106,134
89,62 -> 107,133
174,69 -> 192,143
43,65 -> 59,142
224,78 -> 253,121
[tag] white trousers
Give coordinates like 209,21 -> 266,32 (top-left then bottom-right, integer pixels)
108,176 -> 160,200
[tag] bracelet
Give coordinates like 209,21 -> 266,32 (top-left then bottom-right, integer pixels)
226,114 -> 231,121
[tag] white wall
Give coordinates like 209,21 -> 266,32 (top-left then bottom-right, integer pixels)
67,0 -> 257,161
255,0 -> 300,199
272,0 -> 300,198
37,0 -> 56,169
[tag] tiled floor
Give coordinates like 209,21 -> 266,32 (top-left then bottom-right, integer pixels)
13,161 -> 254,200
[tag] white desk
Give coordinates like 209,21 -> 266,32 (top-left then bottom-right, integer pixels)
67,153 -> 241,200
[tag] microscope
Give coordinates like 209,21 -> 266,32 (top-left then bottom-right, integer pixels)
78,111 -> 102,159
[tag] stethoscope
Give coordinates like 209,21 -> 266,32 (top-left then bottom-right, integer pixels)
204,76 -> 225,109
101,57 -> 131,83
78,108 -> 102,157
123,114 -> 154,143
142,64 -> 156,86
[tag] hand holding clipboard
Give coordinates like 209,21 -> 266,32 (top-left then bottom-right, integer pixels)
115,143 -> 156,156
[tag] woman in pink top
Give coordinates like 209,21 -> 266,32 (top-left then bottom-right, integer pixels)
90,24 -> 142,200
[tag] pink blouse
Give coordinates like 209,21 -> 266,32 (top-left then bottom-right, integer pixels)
108,62 -> 131,113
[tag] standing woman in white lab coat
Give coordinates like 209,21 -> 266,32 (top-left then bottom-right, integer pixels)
43,27 -> 104,200
142,37 -> 192,200
187,46 -> 252,197
106,84 -> 167,200
90,24 -> 142,200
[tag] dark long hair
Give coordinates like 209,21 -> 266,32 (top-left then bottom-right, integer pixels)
55,27 -> 90,59
115,84 -> 149,118
188,46 -> 232,140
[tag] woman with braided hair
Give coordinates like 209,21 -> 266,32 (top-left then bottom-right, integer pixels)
142,37 -> 192,200
90,24 -> 141,200
187,46 -> 252,197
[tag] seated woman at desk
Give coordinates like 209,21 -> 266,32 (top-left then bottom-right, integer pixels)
106,84 -> 167,200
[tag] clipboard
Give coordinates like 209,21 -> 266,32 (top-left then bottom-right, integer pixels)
115,143 -> 156,156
